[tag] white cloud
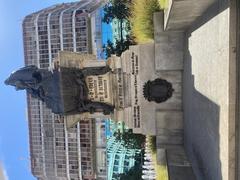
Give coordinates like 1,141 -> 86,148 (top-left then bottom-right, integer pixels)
0,162 -> 9,180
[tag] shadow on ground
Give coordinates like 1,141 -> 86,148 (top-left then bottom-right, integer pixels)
182,1 -> 231,179
183,48 -> 222,180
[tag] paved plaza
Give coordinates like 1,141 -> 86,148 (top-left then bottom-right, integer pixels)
183,1 -> 236,179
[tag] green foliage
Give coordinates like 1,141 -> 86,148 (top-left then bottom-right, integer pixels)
115,35 -> 136,56
102,0 -> 131,24
102,5 -> 114,24
130,0 -> 161,43
148,135 -> 157,153
102,35 -> 136,58
102,0 -> 132,41
146,136 -> 168,180
102,40 -> 115,58
113,130 -> 145,149
159,0 -> 169,9
116,163 -> 143,180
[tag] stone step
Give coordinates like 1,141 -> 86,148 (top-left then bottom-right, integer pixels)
157,129 -> 183,137
156,144 -> 184,150
155,42 -> 184,71
167,147 -> 191,167
157,135 -> 183,146
168,165 -> 196,180
167,147 -> 196,179
156,111 -> 183,130
156,70 -> 183,83
156,146 -> 196,180
157,148 -> 167,166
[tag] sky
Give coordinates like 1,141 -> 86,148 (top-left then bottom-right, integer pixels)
0,1 -> 80,179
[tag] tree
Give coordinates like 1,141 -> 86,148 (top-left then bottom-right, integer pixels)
102,40 -> 115,58
116,163 -> 143,180
102,35 -> 136,58
102,0 -> 131,42
115,35 -> 135,56
113,129 -> 145,149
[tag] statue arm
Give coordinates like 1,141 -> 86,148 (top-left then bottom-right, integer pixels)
26,86 -> 45,102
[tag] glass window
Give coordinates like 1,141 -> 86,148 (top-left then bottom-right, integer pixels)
114,160 -> 119,166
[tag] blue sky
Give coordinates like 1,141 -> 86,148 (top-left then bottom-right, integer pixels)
0,1 -> 80,179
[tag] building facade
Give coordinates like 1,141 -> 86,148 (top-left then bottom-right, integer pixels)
106,120 -> 141,180
23,1 -> 106,179
111,19 -> 129,45
107,136 -> 141,180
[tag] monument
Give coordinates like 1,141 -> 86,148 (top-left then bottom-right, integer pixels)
5,50 -> 175,132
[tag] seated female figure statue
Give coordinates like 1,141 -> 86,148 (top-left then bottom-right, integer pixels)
5,65 -> 114,115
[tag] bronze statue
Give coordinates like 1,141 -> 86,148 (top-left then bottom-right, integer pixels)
5,65 -> 114,115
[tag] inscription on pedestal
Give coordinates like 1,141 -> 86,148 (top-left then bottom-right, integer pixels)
131,52 -> 141,128
86,74 -> 112,104
116,68 -> 124,108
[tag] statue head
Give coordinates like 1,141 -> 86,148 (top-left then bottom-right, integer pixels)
5,65 -> 41,90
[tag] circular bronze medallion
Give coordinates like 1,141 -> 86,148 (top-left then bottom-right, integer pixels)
143,78 -> 174,103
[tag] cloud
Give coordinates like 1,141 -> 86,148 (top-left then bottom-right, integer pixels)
0,162 -> 9,180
